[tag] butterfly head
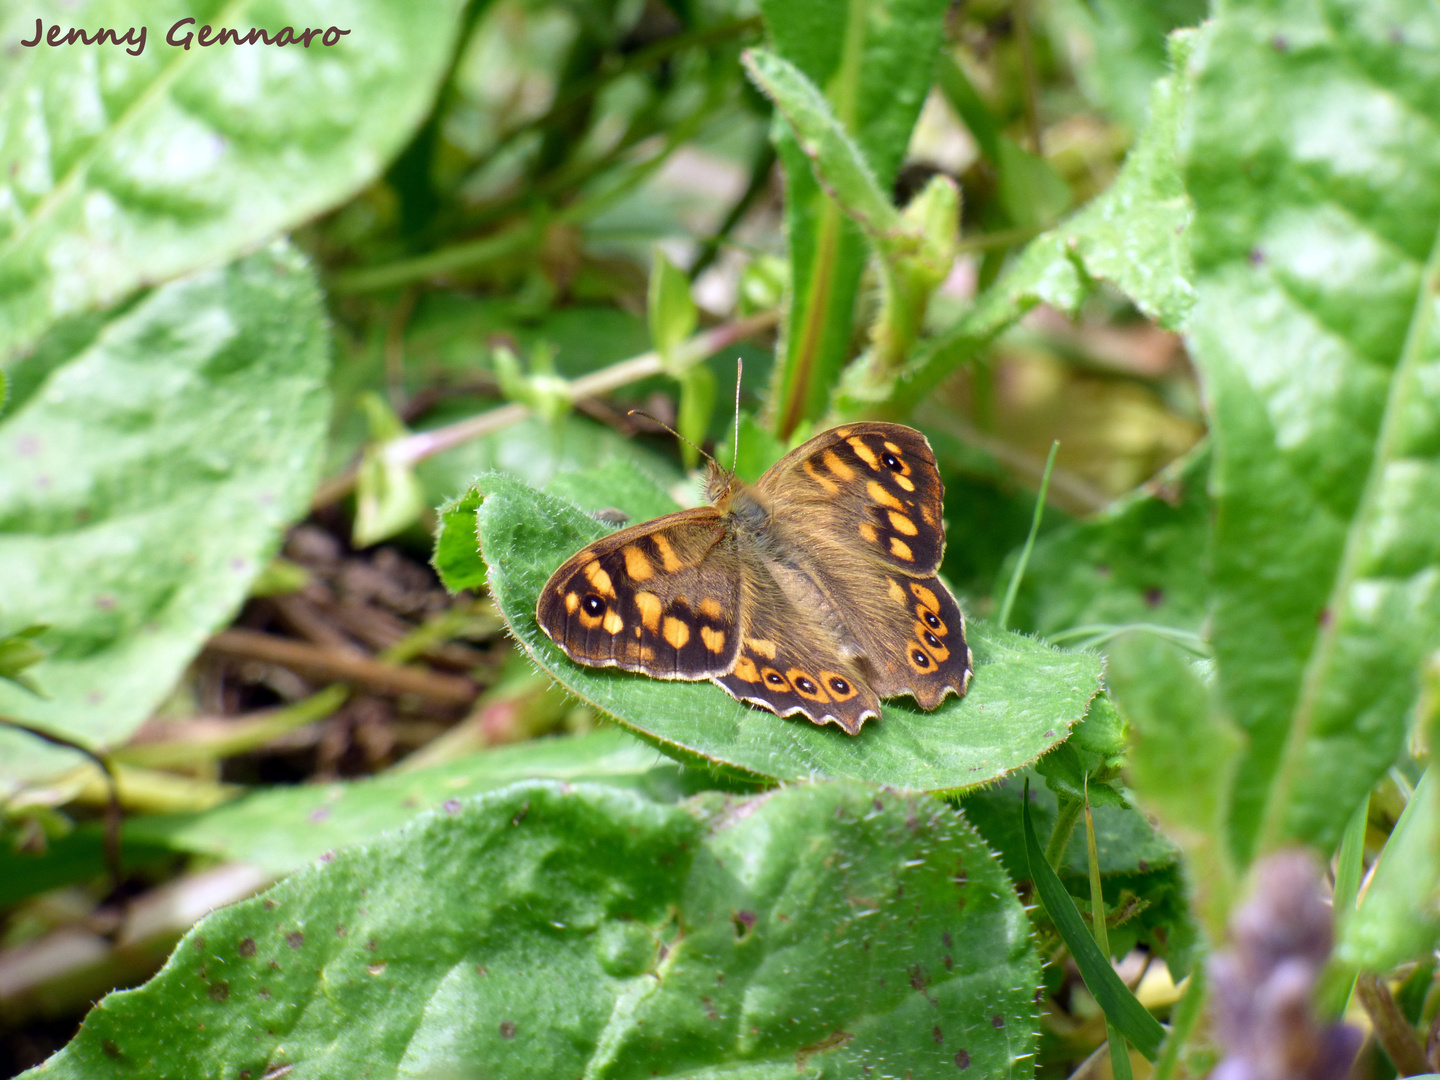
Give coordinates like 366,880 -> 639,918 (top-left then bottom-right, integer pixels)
703,459 -> 743,506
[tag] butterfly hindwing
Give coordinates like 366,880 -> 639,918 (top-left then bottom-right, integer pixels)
713,552 -> 880,735
757,422 -> 946,575
854,573 -> 973,709
535,509 -> 741,679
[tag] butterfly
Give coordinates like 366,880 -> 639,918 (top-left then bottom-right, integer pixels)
535,422 -> 973,735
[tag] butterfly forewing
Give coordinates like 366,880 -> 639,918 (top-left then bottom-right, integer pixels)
758,422 -> 973,711
535,510 -> 742,679
756,423 -> 946,574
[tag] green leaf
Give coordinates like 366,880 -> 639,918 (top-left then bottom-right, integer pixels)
676,364 -> 717,471
1003,442 -> 1211,640
458,469 -> 1103,791
28,782 -> 1039,1079
0,246 -> 331,788
0,0 -> 468,364
1022,779 -> 1167,1061
893,29 -> 1196,413
0,624 -> 48,695
1337,767 -> 1440,974
647,248 -> 699,364
1106,633 -> 1239,934
743,49 -> 902,239
1182,0 -> 1440,858
757,0 -> 949,436
432,487 -> 487,593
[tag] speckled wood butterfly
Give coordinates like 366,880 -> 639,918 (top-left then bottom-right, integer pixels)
535,422 -> 973,735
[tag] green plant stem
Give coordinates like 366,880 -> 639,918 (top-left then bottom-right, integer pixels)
310,310 -> 778,510
998,439 -> 1060,629
1356,973 -> 1429,1075
1045,795 -> 1082,869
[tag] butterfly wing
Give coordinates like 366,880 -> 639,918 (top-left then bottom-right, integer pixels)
713,546 -> 881,735
536,508 -> 742,680
754,422 -> 973,709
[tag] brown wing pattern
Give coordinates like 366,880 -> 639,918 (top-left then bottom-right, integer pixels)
756,422 -> 947,574
854,574 -> 973,708
713,552 -> 880,735
535,510 -> 741,680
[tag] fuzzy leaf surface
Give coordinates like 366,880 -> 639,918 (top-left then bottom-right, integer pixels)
26,782 -> 1039,1080
1183,0 -> 1440,857
0,246 -> 330,787
0,0 -> 466,362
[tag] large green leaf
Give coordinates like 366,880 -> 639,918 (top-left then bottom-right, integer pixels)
25,781 -> 1040,1079
0,0 -> 467,363
1183,0 -> 1440,858
893,30 -> 1195,414
0,246 -> 330,788
757,0 -> 948,436
458,469 -> 1103,791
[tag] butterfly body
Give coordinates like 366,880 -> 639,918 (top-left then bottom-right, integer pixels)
535,423 -> 973,735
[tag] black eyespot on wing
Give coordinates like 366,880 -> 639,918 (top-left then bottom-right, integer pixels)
765,671 -> 785,685
923,611 -> 941,629
912,649 -> 930,668
829,677 -> 849,694
795,675 -> 817,694
583,595 -> 605,615
882,452 -> 903,471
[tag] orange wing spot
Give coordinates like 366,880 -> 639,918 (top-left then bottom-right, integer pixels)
578,610 -> 604,630
635,591 -> 663,632
910,583 -> 941,612
638,645 -> 656,662
859,522 -> 879,543
915,622 -> 950,661
602,610 -> 625,635
699,597 -> 723,620
888,511 -> 918,536
759,667 -> 792,692
819,670 -> 859,702
701,626 -> 726,653
867,480 -> 905,510
887,578 -> 907,605
634,626 -> 642,638
565,592 -> 580,614
894,474 -> 916,492
890,537 -> 915,561
916,604 -> 948,636
786,668 -> 831,703
623,545 -> 655,582
746,638 -> 778,659
822,449 -> 855,480
583,561 -> 616,598
847,437 -> 880,469
883,441 -> 903,454
920,504 -> 936,526
835,427 -> 853,437
803,458 -> 841,494
732,655 -> 761,682
663,617 -> 690,650
651,534 -> 684,572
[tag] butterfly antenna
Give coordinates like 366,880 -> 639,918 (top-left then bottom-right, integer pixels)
731,357 -> 743,475
627,408 -> 716,469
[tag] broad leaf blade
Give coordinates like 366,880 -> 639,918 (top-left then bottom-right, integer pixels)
758,0 -> 948,436
463,470 -> 1103,791
1183,0 -> 1440,857
27,782 -> 1039,1079
0,246 -> 330,787
0,0 -> 467,362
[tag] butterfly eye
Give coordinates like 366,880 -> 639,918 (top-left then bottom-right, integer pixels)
582,595 -> 605,616
829,677 -> 850,694
923,611 -> 941,629
911,649 -> 930,668
882,452 -> 903,471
